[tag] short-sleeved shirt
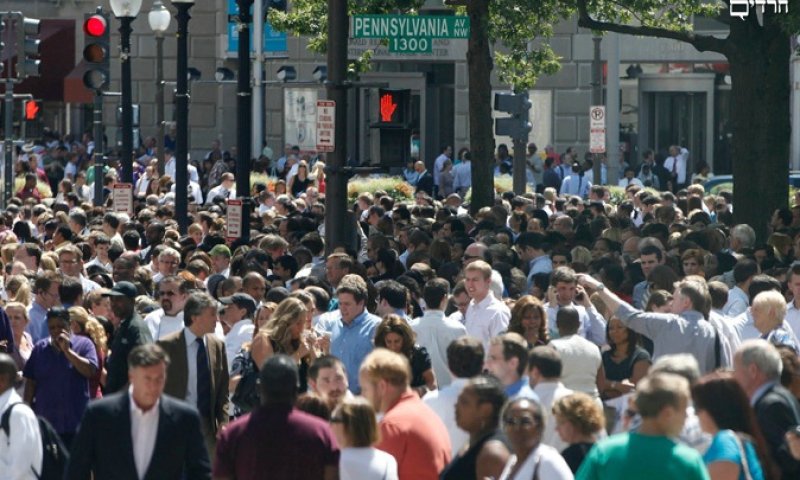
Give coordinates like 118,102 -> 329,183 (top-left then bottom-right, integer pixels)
378,391 -> 451,480
214,405 -> 339,480
23,335 -> 98,434
703,430 -> 764,480
602,346 -> 652,382
317,309 -> 382,393
576,432 -> 710,480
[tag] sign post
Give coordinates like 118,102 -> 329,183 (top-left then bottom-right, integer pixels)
316,100 -> 335,152
589,105 -> 606,154
226,199 -> 243,242
112,183 -> 133,216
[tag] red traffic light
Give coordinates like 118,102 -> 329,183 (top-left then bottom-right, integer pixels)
24,101 -> 40,121
84,15 -> 107,37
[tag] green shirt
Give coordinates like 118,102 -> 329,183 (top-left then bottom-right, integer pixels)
576,432 -> 709,480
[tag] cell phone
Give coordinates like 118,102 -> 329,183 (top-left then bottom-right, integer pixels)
576,292 -> 585,301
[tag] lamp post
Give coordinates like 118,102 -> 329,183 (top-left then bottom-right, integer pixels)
173,0 -> 195,234
148,0 -> 171,176
109,0 -> 142,185
236,0 -> 253,242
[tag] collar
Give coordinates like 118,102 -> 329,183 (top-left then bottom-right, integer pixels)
229,319 -> 254,335
790,300 -> 800,312
128,386 -> 160,415
342,308 -> 368,327
384,390 -> 417,415
505,377 -> 530,396
751,381 -> 778,406
471,293 -> 494,309
184,327 -> 205,347
680,310 -> 706,322
421,309 -> 446,321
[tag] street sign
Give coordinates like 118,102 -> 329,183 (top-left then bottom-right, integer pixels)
316,100 -> 335,152
589,105 -> 606,154
590,105 -> 605,129
352,14 -> 469,53
112,183 -> 133,216
348,38 -> 467,61
226,0 -> 287,55
226,199 -> 243,241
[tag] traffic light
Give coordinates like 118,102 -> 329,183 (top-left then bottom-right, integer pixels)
377,89 -> 410,127
24,100 -> 40,121
17,16 -> 41,80
494,92 -> 532,139
82,10 -> 110,91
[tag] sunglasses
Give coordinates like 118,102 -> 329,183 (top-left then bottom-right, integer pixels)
502,416 -> 536,427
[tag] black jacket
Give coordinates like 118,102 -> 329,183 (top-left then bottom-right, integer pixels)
753,383 -> 800,480
105,314 -> 153,393
416,171 -> 434,196
66,392 -> 211,480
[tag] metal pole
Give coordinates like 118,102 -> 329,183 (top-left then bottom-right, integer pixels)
237,0 -> 253,242
591,34 -> 602,185
119,16 -> 134,184
155,34 -> 166,176
606,33 -> 620,184
175,3 -> 193,234
4,79 -> 14,205
325,0 -> 348,254
512,136 -> 526,194
252,0 -> 264,158
93,93 -> 104,206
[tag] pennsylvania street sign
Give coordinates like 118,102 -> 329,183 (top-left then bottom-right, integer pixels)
351,15 -> 469,53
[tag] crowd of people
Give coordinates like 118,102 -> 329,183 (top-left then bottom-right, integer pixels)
3,134 -> 800,480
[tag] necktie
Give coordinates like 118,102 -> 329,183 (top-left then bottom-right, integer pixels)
196,337 -> 211,418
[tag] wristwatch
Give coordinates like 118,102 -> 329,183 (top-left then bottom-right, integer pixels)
595,283 -> 606,291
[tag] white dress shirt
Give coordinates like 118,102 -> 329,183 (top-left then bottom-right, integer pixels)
423,378 -> 470,458
409,310 -> 467,387
550,334 -> 602,399
183,328 -> 206,406
205,185 -> 236,206
0,388 -> 42,480
664,147 -> 689,184
144,309 -> 185,341
339,447 -> 398,480
786,300 -> 800,339
532,381 -> 573,452
464,293 -> 510,351
498,443 -> 574,480
546,302 -> 608,346
723,285 -> 749,317
224,319 -> 255,372
129,388 -> 160,480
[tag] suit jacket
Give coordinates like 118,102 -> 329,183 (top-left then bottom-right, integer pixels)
65,391 -> 211,480
753,383 -> 800,480
416,171 -> 434,196
157,329 -> 229,434
105,313 -> 153,393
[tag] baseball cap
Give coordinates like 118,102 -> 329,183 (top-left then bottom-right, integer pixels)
209,245 -> 232,258
102,281 -> 138,298
219,293 -> 257,316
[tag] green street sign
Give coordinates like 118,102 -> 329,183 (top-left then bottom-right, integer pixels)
352,15 -> 469,54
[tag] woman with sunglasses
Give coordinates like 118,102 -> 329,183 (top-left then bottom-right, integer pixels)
498,397 -> 574,480
441,374 -> 510,480
329,397 -> 398,480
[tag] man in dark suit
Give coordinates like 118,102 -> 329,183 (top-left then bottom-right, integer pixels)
66,344 -> 210,479
734,339 -> 800,480
104,281 -> 153,393
158,291 -> 228,457
414,160 -> 434,197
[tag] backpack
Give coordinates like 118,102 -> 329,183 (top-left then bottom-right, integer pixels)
1,402 -> 70,480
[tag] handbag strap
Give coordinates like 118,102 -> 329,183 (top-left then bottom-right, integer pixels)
734,433 -> 754,480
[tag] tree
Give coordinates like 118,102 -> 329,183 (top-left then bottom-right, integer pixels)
574,1 -> 799,240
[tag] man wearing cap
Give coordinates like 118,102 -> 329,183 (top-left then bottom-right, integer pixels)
209,245 -> 231,278
205,173 -> 236,206
145,275 -> 190,340
159,292 -> 229,456
220,293 -> 256,372
104,282 -> 153,393
560,161 -> 591,198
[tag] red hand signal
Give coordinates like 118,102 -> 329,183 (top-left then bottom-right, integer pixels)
380,93 -> 397,122
25,101 -> 39,121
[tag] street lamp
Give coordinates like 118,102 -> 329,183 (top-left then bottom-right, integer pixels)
148,0 -> 171,176
173,0 -> 195,234
236,0 -> 254,242
109,0 -> 142,185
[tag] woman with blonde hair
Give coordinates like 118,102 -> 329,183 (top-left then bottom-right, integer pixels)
5,274 -> 32,306
6,302 -> 33,393
330,397 -> 398,480
229,301 -> 279,417
68,306 -> 107,398
310,161 -> 326,193
508,295 -> 549,347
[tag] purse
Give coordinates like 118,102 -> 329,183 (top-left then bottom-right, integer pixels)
231,355 -> 261,414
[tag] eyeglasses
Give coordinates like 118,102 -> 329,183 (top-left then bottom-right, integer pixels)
159,260 -> 179,265
502,416 -> 536,427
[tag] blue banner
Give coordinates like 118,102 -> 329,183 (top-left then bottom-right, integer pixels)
227,0 -> 288,53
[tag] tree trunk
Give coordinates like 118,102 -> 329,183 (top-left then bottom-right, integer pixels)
467,0 -> 495,214
728,16 -> 790,242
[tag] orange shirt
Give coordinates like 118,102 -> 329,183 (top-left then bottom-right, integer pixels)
377,390 -> 452,480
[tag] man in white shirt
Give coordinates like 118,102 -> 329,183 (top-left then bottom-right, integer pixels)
559,161 -> 591,198
423,337 -> 484,457
410,278 -> 467,387
165,148 -> 200,184
463,260 -> 510,350
152,247 -> 181,285
663,145 -> 689,190
145,276 -> 189,340
58,246 -> 100,294
0,353 -> 42,479
549,306 -> 602,400
209,245 -> 232,278
545,267 -> 607,346
786,265 -> 800,337
452,155 -> 471,197
220,293 -> 257,372
528,345 -> 573,452
432,145 -> 451,196
205,173 -> 236,206
85,234 -> 113,273
724,259 -> 757,317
